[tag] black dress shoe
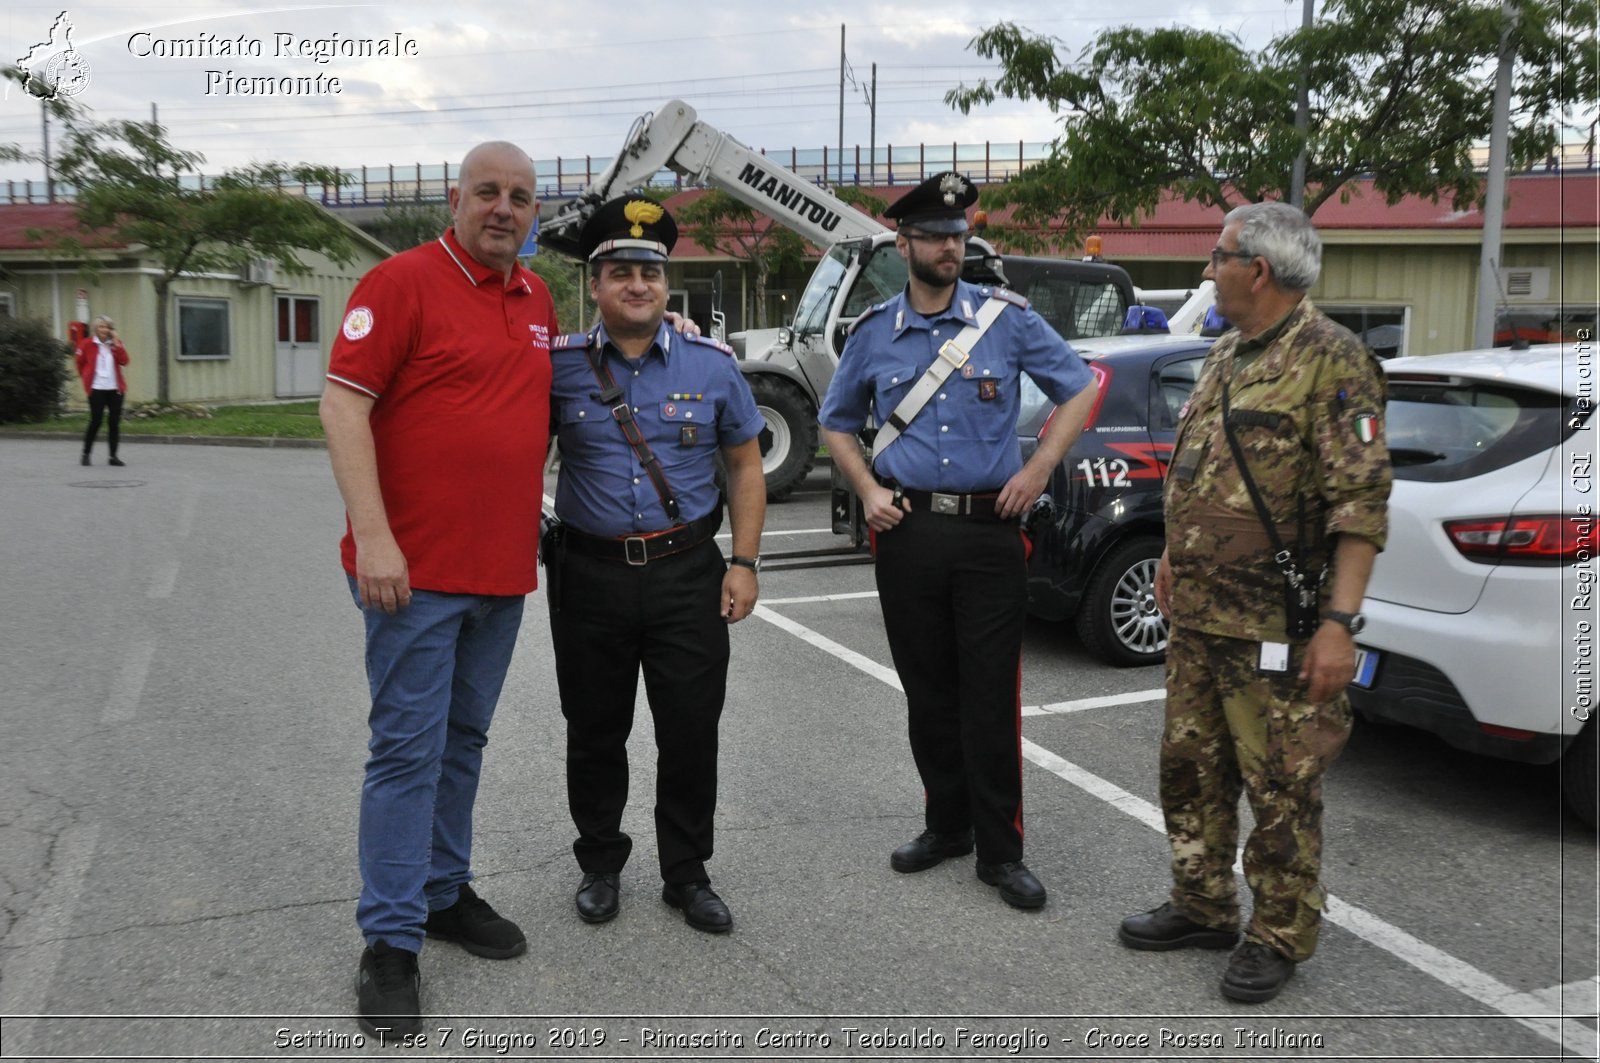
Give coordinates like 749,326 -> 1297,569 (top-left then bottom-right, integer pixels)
108,456 -> 126,467
890,829 -> 974,873
661,880 -> 732,933
575,872 -> 620,924
81,453 -> 90,466
1118,901 -> 1240,951
975,860 -> 1048,909
1221,941 -> 1296,1003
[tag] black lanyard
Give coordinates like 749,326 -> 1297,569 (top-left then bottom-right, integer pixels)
582,341 -> 680,523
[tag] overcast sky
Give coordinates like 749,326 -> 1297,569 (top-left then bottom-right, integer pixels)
0,1 -> 1316,186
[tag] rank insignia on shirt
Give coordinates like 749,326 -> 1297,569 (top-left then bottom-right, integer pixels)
680,425 -> 699,446
1354,412 -> 1379,444
978,379 -> 998,401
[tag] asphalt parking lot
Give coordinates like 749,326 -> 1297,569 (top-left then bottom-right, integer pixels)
0,437 -> 1595,1061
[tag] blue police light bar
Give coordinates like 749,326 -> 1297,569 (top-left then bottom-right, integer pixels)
1121,305 -> 1171,334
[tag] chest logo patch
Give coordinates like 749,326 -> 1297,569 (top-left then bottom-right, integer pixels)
978,379 -> 998,401
342,306 -> 374,341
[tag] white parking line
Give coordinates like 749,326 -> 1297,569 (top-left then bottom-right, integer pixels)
1023,689 -> 1166,717
755,605 -> 1598,1056
102,640 -> 155,723
0,821 -> 101,1046
717,527 -> 837,539
146,559 -> 180,599
763,591 -> 881,606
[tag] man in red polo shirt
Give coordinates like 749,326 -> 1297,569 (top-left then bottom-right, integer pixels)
321,141 -> 554,1037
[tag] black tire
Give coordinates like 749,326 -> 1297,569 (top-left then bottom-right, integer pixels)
746,374 -> 818,503
1561,718 -> 1597,829
1075,535 -> 1169,668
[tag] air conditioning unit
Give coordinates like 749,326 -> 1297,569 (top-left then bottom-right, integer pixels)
244,260 -> 277,286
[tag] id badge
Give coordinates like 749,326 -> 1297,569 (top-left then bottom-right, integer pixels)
1258,641 -> 1290,674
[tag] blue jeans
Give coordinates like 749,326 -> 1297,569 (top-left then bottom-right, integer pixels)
347,575 -> 525,952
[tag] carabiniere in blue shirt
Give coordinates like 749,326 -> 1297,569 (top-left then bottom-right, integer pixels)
818,278 -> 1095,493
551,319 -> 764,539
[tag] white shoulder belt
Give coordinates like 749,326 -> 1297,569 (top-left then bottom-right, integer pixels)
871,295 -> 1011,465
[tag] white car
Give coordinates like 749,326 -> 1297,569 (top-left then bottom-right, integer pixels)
1348,344 -> 1596,826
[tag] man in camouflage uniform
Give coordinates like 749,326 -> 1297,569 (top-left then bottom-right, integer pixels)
1118,203 -> 1391,1003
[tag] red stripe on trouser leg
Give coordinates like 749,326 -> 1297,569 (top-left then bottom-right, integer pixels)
1012,650 -> 1024,843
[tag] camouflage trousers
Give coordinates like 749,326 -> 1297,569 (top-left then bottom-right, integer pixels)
1159,626 -> 1353,962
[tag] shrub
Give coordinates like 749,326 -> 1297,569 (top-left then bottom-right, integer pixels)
0,317 -> 71,424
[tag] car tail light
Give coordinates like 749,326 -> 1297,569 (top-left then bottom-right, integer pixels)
1479,723 -> 1538,741
1443,515 -> 1595,564
1039,362 -> 1111,439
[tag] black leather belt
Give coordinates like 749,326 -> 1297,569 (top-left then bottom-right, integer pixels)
899,488 -> 1003,518
562,510 -> 721,565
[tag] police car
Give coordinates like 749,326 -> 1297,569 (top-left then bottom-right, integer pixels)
1019,330 -> 1214,667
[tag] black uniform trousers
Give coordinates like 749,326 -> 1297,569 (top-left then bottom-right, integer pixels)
548,537 -> 729,884
873,507 -> 1029,864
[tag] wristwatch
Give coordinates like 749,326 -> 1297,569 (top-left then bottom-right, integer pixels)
1323,609 -> 1366,635
730,555 -> 761,573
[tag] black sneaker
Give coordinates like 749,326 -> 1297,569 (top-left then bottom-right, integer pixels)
108,456 -> 126,467
355,941 -> 420,1037
423,882 -> 527,958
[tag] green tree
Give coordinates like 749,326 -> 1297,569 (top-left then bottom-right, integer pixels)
361,200 -> 449,252
524,249 -> 586,332
36,117 -> 356,401
828,184 -> 889,220
946,0 -> 1597,246
675,189 -> 809,329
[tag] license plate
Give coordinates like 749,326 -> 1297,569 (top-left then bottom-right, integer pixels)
1352,647 -> 1379,688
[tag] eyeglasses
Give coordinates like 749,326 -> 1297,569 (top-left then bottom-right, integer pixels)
903,230 -> 971,246
1210,246 -> 1256,267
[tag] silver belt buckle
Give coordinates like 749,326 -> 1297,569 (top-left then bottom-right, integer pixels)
931,492 -> 961,515
624,537 -> 648,565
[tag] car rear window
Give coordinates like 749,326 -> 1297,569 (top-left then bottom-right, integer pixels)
1384,377 -> 1571,482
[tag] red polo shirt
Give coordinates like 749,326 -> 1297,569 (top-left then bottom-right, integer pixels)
327,228 -> 556,595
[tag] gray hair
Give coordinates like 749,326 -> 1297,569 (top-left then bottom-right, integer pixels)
92,314 -> 114,327
1223,202 -> 1321,291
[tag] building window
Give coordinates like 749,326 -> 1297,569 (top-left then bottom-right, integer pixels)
0,293 -> 14,318
1321,305 -> 1408,359
177,297 -> 230,360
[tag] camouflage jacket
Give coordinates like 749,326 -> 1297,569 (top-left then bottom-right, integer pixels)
1164,298 -> 1391,642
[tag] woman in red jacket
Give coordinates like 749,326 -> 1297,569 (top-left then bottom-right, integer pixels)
74,315 -> 129,466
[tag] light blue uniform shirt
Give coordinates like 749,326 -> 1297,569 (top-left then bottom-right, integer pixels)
552,320 -> 763,538
818,279 -> 1094,492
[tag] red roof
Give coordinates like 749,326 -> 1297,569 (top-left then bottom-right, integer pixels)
660,172 -> 1594,260
0,203 -> 127,251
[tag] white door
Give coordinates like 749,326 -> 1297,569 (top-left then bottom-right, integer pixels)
275,296 -> 322,398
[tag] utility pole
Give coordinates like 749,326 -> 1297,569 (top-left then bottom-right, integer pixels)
1289,0 -> 1314,210
1473,0 -> 1518,350
869,63 -> 877,185
838,25 -> 846,185
41,102 -> 52,203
